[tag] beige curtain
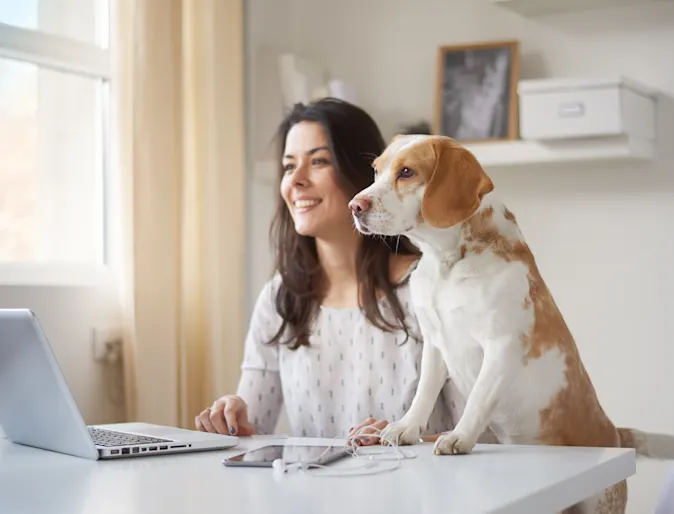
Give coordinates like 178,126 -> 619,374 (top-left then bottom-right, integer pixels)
111,0 -> 246,428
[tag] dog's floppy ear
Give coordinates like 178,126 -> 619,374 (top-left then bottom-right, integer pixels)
421,138 -> 494,228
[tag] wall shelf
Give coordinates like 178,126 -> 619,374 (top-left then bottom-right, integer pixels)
253,136 -> 653,182
466,135 -> 654,168
490,0 -> 670,16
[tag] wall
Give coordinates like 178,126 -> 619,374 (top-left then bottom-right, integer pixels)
244,0 -> 674,511
244,0 -> 303,434
0,267 -> 125,426
244,0 -> 287,317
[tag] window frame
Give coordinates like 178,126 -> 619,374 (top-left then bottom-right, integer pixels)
0,15 -> 114,285
0,21 -> 109,79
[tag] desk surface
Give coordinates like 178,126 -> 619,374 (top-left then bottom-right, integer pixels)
0,423 -> 636,514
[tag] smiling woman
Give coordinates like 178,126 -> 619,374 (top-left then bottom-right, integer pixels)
271,100 -> 418,347
279,135 -> 351,247
195,98 -> 472,441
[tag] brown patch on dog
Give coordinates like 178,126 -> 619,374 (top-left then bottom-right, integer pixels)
380,138 -> 438,203
395,176 -> 423,203
518,243 -> 618,449
421,138 -> 494,228
503,207 -> 516,223
462,207 -> 572,361
516,247 -> 571,361
538,350 -> 619,449
562,481 -> 628,514
461,206 -> 504,256
461,207 -> 497,255
596,481 -> 628,514
462,205 -> 620,451
617,428 -> 636,449
478,206 -> 495,220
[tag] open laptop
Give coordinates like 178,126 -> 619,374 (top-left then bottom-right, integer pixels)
0,309 -> 238,460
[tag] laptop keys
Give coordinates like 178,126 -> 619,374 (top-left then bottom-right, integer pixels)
88,427 -> 172,447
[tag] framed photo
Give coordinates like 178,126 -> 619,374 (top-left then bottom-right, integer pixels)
434,40 -> 519,142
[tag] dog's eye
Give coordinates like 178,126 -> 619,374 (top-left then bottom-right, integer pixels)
398,167 -> 415,179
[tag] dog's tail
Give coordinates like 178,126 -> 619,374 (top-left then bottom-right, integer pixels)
618,428 -> 674,459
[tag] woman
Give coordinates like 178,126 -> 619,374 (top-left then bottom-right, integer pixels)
195,98 -> 464,440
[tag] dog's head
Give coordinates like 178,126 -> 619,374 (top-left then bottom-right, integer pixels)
349,135 -> 494,236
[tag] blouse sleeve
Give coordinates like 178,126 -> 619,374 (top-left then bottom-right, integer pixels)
236,369 -> 283,435
235,277 -> 285,434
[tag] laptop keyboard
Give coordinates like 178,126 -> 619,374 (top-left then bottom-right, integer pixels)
88,427 -> 172,447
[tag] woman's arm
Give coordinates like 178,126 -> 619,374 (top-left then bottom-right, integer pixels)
198,278 -> 284,435
236,278 -> 285,434
347,416 -> 441,445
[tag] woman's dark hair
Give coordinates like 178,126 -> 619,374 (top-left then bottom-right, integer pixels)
268,97 -> 419,349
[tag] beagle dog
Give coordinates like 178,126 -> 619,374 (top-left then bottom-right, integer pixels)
349,134 -> 674,514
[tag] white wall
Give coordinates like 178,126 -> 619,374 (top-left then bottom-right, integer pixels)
244,0 -> 287,318
244,0 -> 674,511
0,269 -> 125,426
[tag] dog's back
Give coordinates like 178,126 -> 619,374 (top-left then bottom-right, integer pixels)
456,195 -> 674,513
457,198 -> 618,447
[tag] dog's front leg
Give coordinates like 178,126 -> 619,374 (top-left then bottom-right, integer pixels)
434,339 -> 519,455
380,331 -> 447,445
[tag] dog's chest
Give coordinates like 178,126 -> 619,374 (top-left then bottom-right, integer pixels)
409,256 -> 484,335
409,257 -> 486,385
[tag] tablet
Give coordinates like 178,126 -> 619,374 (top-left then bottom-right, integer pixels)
223,444 -> 350,468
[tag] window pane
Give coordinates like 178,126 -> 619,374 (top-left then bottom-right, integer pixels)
0,57 -> 106,263
0,0 -> 109,48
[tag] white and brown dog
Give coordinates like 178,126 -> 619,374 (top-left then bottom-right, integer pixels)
349,134 -> 674,514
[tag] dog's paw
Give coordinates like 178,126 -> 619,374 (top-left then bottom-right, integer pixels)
380,420 -> 422,446
433,431 -> 477,456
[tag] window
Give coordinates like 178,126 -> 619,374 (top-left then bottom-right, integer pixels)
0,0 -> 110,266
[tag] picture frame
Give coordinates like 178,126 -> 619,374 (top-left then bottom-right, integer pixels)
434,40 -> 520,143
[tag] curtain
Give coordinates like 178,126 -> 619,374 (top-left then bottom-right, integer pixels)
111,0 -> 246,428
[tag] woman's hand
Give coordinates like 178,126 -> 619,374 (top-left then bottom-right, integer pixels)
195,395 -> 256,436
348,417 -> 389,446
348,417 -> 442,445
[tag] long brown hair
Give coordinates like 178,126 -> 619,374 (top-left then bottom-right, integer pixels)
268,98 -> 419,349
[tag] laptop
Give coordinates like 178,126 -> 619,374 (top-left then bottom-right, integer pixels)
0,309 -> 238,460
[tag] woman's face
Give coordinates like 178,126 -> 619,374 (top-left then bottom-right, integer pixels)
280,121 -> 354,239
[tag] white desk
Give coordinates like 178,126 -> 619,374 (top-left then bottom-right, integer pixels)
0,424 -> 636,514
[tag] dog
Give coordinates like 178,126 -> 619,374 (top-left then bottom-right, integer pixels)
348,134 -> 674,513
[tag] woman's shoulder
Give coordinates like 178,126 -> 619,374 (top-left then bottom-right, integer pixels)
250,274 -> 283,321
245,275 -> 286,352
256,272 -> 283,298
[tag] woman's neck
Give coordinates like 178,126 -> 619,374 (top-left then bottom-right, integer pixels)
315,230 -> 361,307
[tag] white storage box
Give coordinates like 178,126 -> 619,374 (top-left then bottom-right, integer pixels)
518,77 -> 656,141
